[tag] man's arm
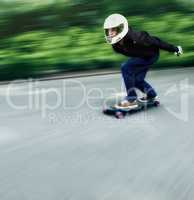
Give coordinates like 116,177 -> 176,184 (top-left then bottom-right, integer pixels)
131,29 -> 179,53
147,34 -> 178,52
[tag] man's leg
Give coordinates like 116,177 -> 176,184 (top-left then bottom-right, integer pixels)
121,58 -> 138,101
120,54 -> 159,106
135,68 -> 157,98
133,54 -> 159,99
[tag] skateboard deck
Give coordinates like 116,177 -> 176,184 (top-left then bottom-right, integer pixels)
103,99 -> 160,119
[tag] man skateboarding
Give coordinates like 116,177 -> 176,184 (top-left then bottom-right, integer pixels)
103,13 -> 183,109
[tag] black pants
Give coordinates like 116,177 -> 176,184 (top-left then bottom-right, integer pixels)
121,54 -> 159,101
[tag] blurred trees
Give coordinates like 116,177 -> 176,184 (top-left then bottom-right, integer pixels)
0,0 -> 193,80
0,0 -> 189,38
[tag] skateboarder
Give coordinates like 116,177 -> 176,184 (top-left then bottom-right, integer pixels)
103,13 -> 183,109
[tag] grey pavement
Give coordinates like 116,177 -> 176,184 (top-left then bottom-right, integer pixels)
0,67 -> 194,200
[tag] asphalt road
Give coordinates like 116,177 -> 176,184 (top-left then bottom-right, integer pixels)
0,67 -> 194,200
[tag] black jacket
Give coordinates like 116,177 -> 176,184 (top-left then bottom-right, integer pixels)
112,27 -> 178,59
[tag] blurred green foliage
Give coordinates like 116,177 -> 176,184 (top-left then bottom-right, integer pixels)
0,0 -> 193,80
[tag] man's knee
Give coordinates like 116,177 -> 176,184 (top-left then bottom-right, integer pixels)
121,62 -> 133,75
121,62 -> 128,73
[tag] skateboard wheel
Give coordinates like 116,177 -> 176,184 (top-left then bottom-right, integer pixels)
154,101 -> 160,106
115,111 -> 125,119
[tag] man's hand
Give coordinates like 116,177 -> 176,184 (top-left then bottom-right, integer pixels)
175,46 -> 183,56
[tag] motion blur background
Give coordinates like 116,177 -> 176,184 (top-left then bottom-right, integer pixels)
0,0 -> 193,81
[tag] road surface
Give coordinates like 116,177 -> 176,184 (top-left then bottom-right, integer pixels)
0,67 -> 194,200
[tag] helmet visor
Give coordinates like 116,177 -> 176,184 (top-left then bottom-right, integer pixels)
104,24 -> 124,38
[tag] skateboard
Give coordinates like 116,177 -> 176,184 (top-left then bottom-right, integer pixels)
103,99 -> 160,119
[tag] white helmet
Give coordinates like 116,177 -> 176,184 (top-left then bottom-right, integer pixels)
103,13 -> 128,44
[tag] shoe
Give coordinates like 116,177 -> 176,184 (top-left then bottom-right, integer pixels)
114,99 -> 138,110
138,96 -> 158,103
